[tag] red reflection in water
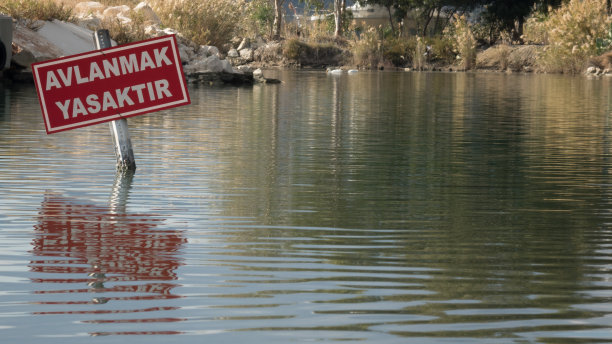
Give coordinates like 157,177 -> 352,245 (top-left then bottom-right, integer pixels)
30,193 -> 187,333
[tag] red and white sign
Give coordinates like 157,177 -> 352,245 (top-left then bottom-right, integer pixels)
32,35 -> 190,134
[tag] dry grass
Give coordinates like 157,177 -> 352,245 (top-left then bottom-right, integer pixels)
0,0 -> 74,30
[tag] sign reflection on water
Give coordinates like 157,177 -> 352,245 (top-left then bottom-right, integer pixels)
29,192 -> 186,335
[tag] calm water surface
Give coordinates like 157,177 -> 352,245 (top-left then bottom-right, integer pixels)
1,71 -> 612,343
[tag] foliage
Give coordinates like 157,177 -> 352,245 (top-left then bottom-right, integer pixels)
533,0 -> 612,73
522,7 -> 549,44
383,35 -> 416,66
351,27 -> 383,68
0,0 -> 74,30
283,38 -> 345,65
326,9 -> 353,35
100,11 -> 148,45
152,0 -> 248,49
250,0 -> 275,38
445,14 -> 476,70
412,36 -> 427,69
425,35 -> 455,65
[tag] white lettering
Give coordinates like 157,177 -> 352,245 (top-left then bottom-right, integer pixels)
131,83 -> 146,103
55,99 -> 71,119
102,91 -> 118,111
146,82 -> 156,101
86,94 -> 100,114
103,58 -> 120,78
89,62 -> 104,82
72,98 -> 87,117
57,67 -> 72,87
154,79 -> 172,99
119,54 -> 139,74
115,87 -> 134,107
74,66 -> 89,84
154,47 -> 172,67
140,51 -> 156,71
46,71 -> 61,91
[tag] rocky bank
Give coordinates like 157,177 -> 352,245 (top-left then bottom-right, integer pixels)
2,1 -> 280,85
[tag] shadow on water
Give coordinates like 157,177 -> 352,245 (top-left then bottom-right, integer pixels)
29,170 -> 187,336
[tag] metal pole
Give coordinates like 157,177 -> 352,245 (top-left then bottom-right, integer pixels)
93,30 -> 136,171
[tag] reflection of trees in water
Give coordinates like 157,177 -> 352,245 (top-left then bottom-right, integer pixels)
30,191 -> 186,335
208,73 -> 612,334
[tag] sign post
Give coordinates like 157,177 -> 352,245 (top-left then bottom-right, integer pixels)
93,30 -> 136,171
32,33 -> 190,169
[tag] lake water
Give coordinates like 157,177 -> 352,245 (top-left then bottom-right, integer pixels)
1,70 -> 612,343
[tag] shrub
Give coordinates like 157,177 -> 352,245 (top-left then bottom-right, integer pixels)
455,15 -> 477,69
250,0 -> 274,38
0,0 -> 74,30
283,38 -> 345,66
522,9 -> 549,45
445,14 -> 477,70
412,36 -> 427,70
426,35 -> 455,65
100,11 -> 148,45
152,0 -> 248,50
534,0 -> 611,73
384,36 -> 415,67
351,27 -> 382,69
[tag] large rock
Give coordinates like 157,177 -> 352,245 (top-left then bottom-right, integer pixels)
187,55 -> 224,73
133,2 -> 161,26
75,14 -> 101,30
178,44 -> 194,63
237,37 -> 250,51
103,5 -> 130,18
11,23 -> 64,67
239,48 -> 254,62
74,1 -> 106,17
221,59 -> 234,73
37,20 -> 98,55
227,48 -> 239,58
198,45 -> 219,58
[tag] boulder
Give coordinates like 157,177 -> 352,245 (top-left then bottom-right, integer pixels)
199,55 -> 224,73
178,44 -> 194,63
239,48 -> 253,62
235,65 -> 253,73
74,1 -> 106,17
75,14 -> 101,30
589,51 -> 612,71
237,37 -> 250,51
252,68 -> 280,84
227,48 -> 239,58
198,45 -> 219,58
103,5 -> 130,18
133,2 -> 161,26
221,59 -> 234,73
37,20 -> 98,55
11,23 -> 64,66
11,48 -> 36,69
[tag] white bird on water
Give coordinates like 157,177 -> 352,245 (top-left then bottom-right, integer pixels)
326,67 -> 343,75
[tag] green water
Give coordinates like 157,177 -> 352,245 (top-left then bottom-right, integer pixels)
1,71 -> 612,343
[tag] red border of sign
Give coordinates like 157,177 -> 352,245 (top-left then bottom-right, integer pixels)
32,35 -> 190,134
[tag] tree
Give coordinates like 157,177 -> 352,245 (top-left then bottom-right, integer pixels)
483,0 -> 564,41
357,0 -> 483,37
273,0 -> 285,40
334,0 -> 347,37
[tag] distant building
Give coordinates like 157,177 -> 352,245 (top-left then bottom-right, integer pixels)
349,3 -> 393,29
